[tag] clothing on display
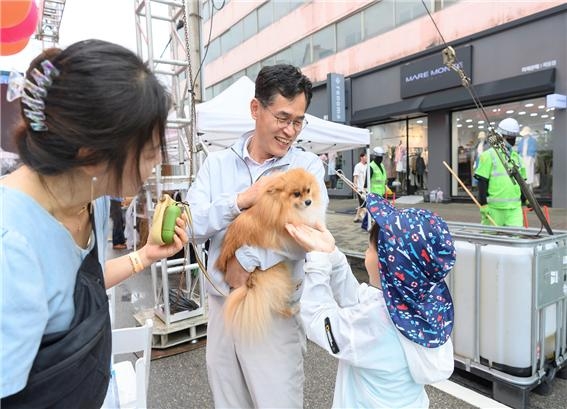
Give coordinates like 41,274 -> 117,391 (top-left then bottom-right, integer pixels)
517,127 -> 538,186
383,149 -> 397,184
395,142 -> 407,173
414,153 -> 426,189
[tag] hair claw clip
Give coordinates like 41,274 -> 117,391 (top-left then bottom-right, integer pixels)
6,70 -> 25,102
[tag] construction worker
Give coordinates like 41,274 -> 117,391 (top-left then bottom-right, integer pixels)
474,117 -> 527,227
368,146 -> 388,197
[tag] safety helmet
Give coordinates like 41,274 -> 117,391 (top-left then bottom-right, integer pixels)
497,117 -> 520,137
373,146 -> 385,156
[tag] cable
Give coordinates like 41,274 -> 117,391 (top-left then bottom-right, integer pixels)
159,20 -> 185,59
191,0 -> 224,92
168,288 -> 200,314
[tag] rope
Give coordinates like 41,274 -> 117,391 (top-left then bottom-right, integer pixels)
180,203 -> 227,297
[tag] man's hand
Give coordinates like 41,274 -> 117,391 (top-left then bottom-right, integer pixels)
236,172 -> 280,210
225,257 -> 250,289
285,222 -> 335,253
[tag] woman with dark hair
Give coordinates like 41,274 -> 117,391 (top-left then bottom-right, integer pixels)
0,40 -> 188,407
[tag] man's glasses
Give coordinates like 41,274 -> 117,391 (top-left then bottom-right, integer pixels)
263,104 -> 308,133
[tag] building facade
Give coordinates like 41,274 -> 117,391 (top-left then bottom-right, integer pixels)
200,0 -> 567,207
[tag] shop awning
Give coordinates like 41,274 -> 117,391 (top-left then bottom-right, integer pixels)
351,96 -> 424,125
351,68 -> 556,124
419,68 -> 556,112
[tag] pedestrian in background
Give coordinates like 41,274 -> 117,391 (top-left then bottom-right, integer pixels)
110,196 -> 127,249
352,151 -> 367,222
328,150 -> 338,189
368,146 -> 387,197
0,40 -> 188,407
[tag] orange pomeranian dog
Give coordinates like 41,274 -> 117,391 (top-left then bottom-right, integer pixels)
216,168 -> 325,340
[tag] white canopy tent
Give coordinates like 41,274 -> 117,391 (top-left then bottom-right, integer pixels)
195,76 -> 370,154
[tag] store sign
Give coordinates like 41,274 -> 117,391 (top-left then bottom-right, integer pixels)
327,73 -> 345,123
521,60 -> 556,73
400,45 -> 473,98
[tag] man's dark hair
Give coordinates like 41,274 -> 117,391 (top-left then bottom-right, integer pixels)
360,152 -> 366,159
255,64 -> 313,109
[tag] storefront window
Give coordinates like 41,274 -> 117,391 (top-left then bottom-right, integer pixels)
319,151 -> 343,190
367,117 -> 428,195
451,97 -> 554,200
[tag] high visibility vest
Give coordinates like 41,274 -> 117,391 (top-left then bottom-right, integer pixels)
369,161 -> 386,196
475,147 -> 526,209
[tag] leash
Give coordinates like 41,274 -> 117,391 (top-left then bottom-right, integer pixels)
178,202 -> 227,297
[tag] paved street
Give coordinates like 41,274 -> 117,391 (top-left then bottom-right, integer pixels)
112,197 -> 567,408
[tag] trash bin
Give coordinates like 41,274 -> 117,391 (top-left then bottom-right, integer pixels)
446,222 -> 567,409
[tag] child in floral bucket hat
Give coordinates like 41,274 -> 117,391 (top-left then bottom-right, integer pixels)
286,193 -> 455,408
366,193 -> 456,347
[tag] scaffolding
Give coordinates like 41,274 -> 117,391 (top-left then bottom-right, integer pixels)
133,0 -> 207,340
35,0 -> 66,49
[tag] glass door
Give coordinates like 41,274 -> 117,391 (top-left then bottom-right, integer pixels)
368,116 -> 429,196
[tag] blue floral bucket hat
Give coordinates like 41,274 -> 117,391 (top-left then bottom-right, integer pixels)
366,193 -> 456,348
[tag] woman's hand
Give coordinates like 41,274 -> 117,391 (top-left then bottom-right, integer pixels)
140,216 -> 189,265
105,215 -> 189,289
285,222 -> 335,253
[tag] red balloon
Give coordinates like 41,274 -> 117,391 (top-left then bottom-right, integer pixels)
0,37 -> 30,56
0,0 -> 38,43
0,0 -> 33,28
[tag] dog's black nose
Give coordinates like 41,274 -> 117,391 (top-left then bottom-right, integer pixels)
305,199 -> 312,206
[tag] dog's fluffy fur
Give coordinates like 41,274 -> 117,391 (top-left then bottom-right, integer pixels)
216,168 -> 325,340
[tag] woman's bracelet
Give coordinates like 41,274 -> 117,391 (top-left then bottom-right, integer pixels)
128,251 -> 144,275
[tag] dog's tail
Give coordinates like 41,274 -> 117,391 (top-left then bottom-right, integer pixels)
224,262 -> 295,341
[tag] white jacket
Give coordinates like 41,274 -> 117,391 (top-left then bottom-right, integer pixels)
186,132 -> 328,298
300,249 -> 454,408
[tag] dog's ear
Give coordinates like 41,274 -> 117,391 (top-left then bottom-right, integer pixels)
264,175 -> 286,195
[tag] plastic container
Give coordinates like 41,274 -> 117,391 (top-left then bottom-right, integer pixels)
446,240 -> 476,360
479,244 -> 557,375
429,189 -> 437,203
446,223 -> 567,383
445,240 -> 555,368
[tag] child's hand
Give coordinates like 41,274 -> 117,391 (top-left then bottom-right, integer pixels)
285,222 -> 335,253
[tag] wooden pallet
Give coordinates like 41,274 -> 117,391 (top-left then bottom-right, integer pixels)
134,308 -> 208,349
